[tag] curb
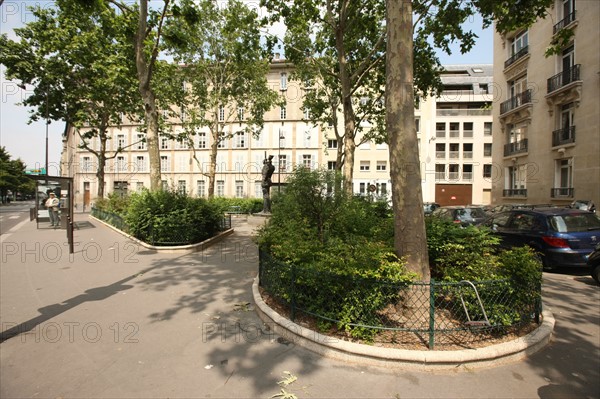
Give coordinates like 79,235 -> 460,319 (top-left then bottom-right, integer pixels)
89,215 -> 234,254
252,278 -> 555,371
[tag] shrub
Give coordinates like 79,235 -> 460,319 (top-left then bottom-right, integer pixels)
209,197 -> 263,214
124,190 -> 222,245
94,192 -> 130,215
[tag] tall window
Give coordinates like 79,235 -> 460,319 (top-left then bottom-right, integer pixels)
327,139 -> 338,149
555,158 -> 573,191
237,106 -> 245,121
509,75 -> 527,98
160,136 -> 170,150
137,134 -> 146,150
327,161 -> 337,170
160,155 -> 170,172
216,180 -> 225,196
197,132 -> 206,149
483,143 -> 492,157
278,155 -> 287,172
280,105 -> 287,120
177,180 -> 186,195
562,0 -> 576,20
116,156 -> 126,172
235,181 -> 244,198
510,30 -> 528,56
562,45 -> 575,77
136,156 -> 146,172
280,72 -> 287,90
235,131 -> 246,148
483,164 -> 493,180
81,156 -> 92,172
117,134 -> 126,149
196,180 -> 205,197
218,105 -> 225,121
302,154 -> 312,169
484,122 -> 492,136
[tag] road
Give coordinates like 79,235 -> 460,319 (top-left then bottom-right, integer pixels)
0,201 -> 34,235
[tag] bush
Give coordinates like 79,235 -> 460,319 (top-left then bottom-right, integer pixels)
94,192 -> 130,215
257,168 -> 414,340
124,190 -> 222,245
209,197 -> 263,214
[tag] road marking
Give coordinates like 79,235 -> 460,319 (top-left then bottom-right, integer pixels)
0,218 -> 30,241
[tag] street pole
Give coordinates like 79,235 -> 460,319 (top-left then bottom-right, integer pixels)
45,89 -> 49,176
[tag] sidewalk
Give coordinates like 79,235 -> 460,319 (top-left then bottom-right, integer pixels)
1,214 -> 598,398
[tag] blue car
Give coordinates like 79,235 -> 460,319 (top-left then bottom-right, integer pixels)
481,208 -> 600,270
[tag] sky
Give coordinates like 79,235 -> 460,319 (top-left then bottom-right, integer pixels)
0,1 -> 494,171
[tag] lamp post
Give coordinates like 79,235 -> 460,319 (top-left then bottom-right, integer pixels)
278,129 -> 284,193
44,89 -> 49,176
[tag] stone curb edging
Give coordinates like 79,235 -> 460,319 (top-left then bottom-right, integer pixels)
252,278 -> 555,370
89,215 -> 234,254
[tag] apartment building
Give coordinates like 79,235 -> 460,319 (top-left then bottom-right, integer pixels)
333,64 -> 494,206
62,61 -> 495,208
492,0 -> 599,207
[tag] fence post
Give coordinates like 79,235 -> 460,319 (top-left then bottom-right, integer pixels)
290,264 -> 296,322
428,279 -> 435,349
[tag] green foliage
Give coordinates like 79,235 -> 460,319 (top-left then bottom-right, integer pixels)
208,197 -> 263,214
258,168 -> 414,340
94,192 -> 130,215
124,190 -> 222,245
0,147 -> 35,200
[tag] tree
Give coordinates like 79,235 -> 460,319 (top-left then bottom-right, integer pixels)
385,0 -> 554,279
0,147 -> 35,202
0,0 -> 141,198
261,0 -> 388,196
163,0 -> 281,198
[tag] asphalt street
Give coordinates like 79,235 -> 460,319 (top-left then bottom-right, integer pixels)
0,212 -> 598,398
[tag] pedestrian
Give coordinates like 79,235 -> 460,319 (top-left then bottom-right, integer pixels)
45,192 -> 60,227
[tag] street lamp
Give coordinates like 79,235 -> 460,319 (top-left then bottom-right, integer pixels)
278,128 -> 284,193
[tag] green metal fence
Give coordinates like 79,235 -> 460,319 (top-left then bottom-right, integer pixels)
258,250 -> 542,349
91,207 -> 232,246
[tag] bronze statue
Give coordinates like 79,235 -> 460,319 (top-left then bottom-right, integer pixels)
261,155 -> 275,213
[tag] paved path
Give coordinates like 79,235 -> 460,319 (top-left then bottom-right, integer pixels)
1,214 -> 598,398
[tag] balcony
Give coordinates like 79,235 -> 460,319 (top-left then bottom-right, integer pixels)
547,64 -> 581,94
503,189 -> 527,197
436,109 -> 492,117
463,151 -> 473,159
436,151 -> 445,159
551,187 -> 574,198
449,130 -> 460,138
504,46 -> 529,69
500,89 -> 532,115
449,151 -> 459,159
552,126 -> 576,147
553,11 -> 576,34
504,138 -> 528,156
436,130 -> 446,138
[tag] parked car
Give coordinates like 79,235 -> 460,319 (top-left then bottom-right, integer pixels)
480,208 -> 600,270
587,243 -> 600,285
431,206 -> 488,226
423,202 -> 440,215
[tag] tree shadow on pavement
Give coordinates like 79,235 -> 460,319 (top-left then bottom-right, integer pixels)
529,273 -> 600,399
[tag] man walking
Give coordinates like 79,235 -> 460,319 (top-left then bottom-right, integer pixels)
45,192 -> 60,227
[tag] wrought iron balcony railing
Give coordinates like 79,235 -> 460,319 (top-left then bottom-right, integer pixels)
504,138 -> 528,156
553,11 -> 577,34
552,126 -> 576,147
504,46 -> 529,69
500,89 -> 532,115
503,189 -> 528,197
551,188 -> 574,198
547,64 -> 581,94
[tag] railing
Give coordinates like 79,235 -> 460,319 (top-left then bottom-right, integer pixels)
449,151 -> 459,159
503,189 -> 528,197
463,151 -> 473,159
500,89 -> 532,115
504,138 -> 528,156
547,64 -> 581,94
552,126 -> 576,146
504,46 -> 529,69
258,251 -> 541,350
551,187 -> 574,198
436,130 -> 446,138
449,130 -> 460,138
463,130 -> 474,138
553,11 -> 576,34
436,151 -> 445,159
436,109 -> 492,117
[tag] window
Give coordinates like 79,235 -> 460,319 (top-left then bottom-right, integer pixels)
303,108 -> 310,120
509,75 -> 528,98
160,155 -> 170,172
216,180 -> 225,196
278,155 -> 287,172
217,137 -> 227,149
376,161 -> 387,171
280,106 -> 287,120
463,164 -> 473,181
484,122 -> 492,136
117,134 -> 126,149
359,182 -> 366,195
116,156 -> 126,172
197,180 -> 205,197
219,105 -> 225,122
136,156 -> 146,172
555,158 -> 573,194
136,182 -> 144,192
462,122 -> 473,137
483,143 -> 492,157
561,44 -> 575,78
302,154 -> 312,169
448,164 -> 459,180
160,136 -> 170,150
377,183 -> 387,195
327,161 -> 337,170
360,161 -> 370,171
463,143 -> 473,159
237,106 -> 245,121
278,128 -> 286,148
436,143 -> 445,159
81,156 -> 92,173
327,139 -> 338,149
483,164 -> 493,179
280,72 -> 287,90
177,180 -> 186,195
449,122 -> 460,137
235,131 -> 246,148
255,181 -> 262,198
436,122 -> 446,138
415,118 -> 420,134
435,164 -> 445,180
197,132 -> 206,149
137,134 -> 146,150
161,180 -> 168,190
235,180 -> 244,198
449,143 -> 459,159
510,30 -> 528,57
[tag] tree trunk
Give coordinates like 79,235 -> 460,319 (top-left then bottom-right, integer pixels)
96,134 -> 107,198
135,0 -> 161,191
386,0 -> 430,281
207,124 -> 219,199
